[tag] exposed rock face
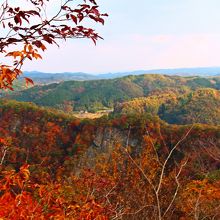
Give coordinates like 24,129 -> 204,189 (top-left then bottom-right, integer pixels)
10,119 -> 22,133
74,126 -> 141,171
1,99 -> 220,177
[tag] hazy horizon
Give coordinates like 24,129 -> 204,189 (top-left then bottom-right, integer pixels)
22,0 -> 220,73
23,66 -> 220,75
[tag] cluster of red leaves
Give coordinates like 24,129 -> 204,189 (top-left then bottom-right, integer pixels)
0,164 -> 43,219
0,0 -> 107,89
0,164 -> 111,219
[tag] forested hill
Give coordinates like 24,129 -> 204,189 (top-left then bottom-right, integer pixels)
6,74 -> 220,112
159,88 -> 220,125
114,88 -> 220,126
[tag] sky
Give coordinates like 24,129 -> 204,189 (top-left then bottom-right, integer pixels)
22,0 -> 220,73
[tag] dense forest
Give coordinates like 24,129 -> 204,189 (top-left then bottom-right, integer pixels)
6,74 -> 220,112
114,87 -> 220,125
0,80 -> 220,218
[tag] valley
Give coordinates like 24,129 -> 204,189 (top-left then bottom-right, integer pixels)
4,74 -> 220,124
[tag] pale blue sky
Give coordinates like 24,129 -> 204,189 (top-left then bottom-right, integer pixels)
24,0 -> 220,73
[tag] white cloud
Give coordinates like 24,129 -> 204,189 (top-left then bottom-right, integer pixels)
150,35 -> 174,44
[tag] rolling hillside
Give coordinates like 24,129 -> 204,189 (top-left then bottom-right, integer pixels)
6,74 -> 220,112
114,88 -> 220,126
159,88 -> 220,125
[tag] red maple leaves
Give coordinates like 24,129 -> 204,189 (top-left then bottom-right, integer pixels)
0,0 -> 108,90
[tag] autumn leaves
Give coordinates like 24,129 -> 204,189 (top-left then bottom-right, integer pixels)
0,0 -> 107,90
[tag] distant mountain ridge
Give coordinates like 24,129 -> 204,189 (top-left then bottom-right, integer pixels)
23,66 -> 220,84
22,71 -> 97,83
98,67 -> 220,78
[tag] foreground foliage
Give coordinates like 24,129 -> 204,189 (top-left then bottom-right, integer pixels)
0,100 -> 220,219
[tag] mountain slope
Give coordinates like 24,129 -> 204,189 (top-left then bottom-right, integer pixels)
114,87 -> 220,126
7,74 -> 220,112
0,99 -> 220,219
158,88 -> 220,125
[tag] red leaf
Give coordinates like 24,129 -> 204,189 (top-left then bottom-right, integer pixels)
14,15 -> 22,25
24,77 -> 34,86
70,15 -> 77,25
